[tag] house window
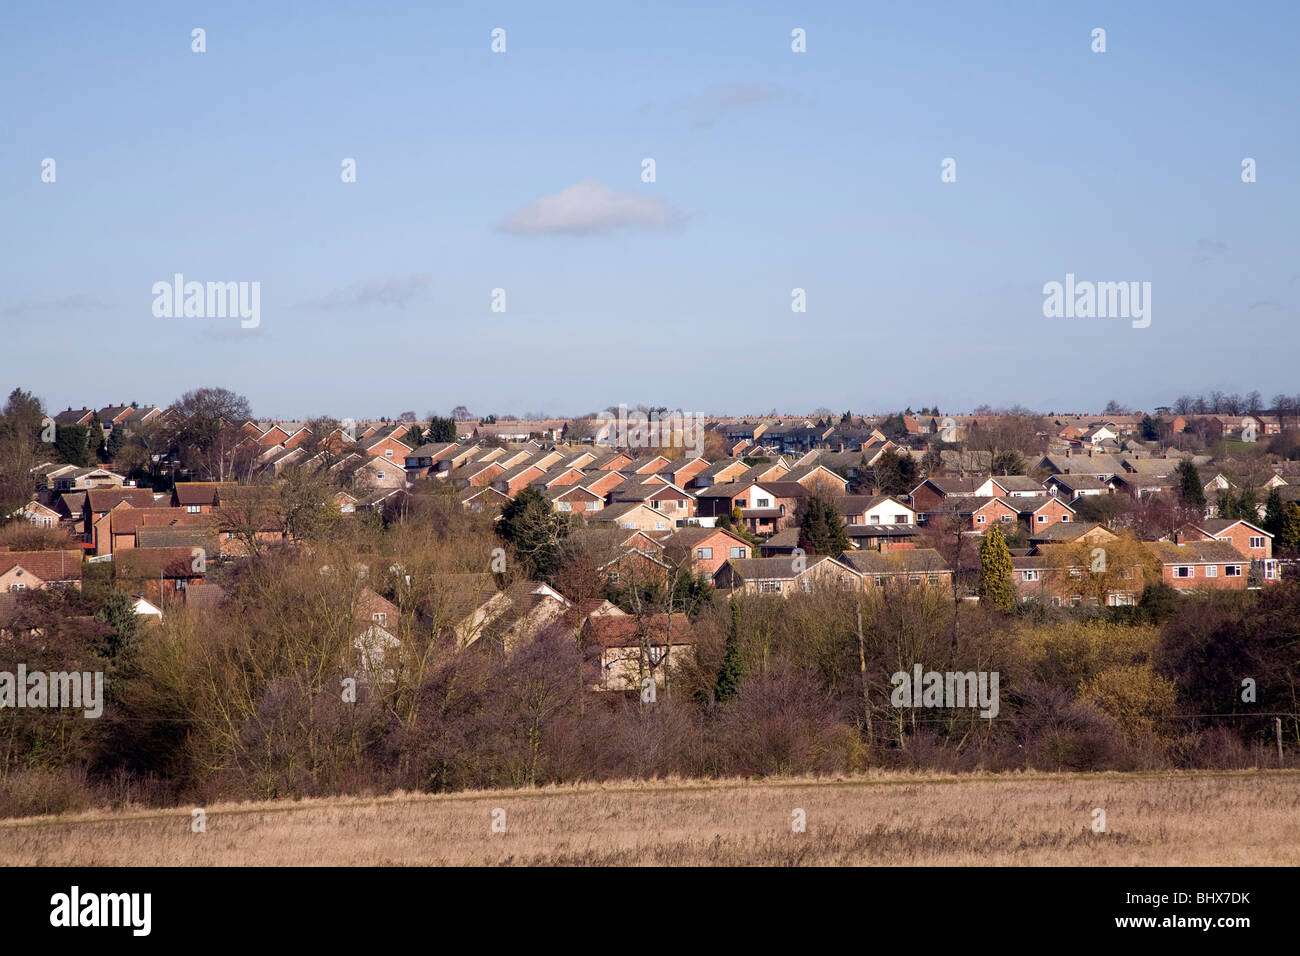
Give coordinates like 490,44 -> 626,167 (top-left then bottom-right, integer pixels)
927,574 -> 940,585
874,575 -> 884,587
850,516 -> 861,525
585,501 -> 598,511
870,514 -> 881,524
1249,536 -> 1265,550
373,612 -> 387,627
1051,596 -> 1061,607
908,575 -> 921,585
187,505 -> 201,514
1108,592 -> 1135,606
1070,595 -> 1081,607
1036,514 -> 1047,523
557,502 -> 572,511
976,515 -> 986,524
1023,570 -> 1039,581
1069,569 -> 1081,579
1000,514 -> 1012,521
1060,515 -> 1069,522
655,521 -> 666,530
385,449 -> 393,457
756,497 -> 770,508
801,579 -> 812,593
895,514 -> 909,524
1225,565 -> 1242,577
1205,564 -> 1217,577
1174,566 -> 1193,578
376,472 -> 385,479
650,500 -> 660,510
9,583 -> 25,592
736,500 -> 747,509
729,547 -> 746,559
758,580 -> 781,594
697,547 -> 713,560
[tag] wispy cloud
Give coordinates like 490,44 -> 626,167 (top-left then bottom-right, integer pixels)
293,274 -> 430,311
1249,299 -> 1282,310
1193,238 -> 1229,264
498,179 -> 680,237
0,293 -> 112,317
685,83 -> 794,130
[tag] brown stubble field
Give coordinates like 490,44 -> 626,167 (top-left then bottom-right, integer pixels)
1,770 -> 1296,866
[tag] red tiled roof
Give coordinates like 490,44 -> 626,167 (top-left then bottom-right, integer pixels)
0,549 -> 84,583
581,614 -> 694,648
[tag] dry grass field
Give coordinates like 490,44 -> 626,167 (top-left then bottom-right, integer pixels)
2,770 -> 1297,866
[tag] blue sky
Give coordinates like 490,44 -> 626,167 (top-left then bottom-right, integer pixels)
3,1 -> 1298,420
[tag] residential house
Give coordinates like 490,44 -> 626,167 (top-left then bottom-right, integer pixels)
713,555 -> 862,596
840,548 -> 953,592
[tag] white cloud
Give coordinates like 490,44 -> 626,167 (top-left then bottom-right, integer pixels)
498,179 -> 679,237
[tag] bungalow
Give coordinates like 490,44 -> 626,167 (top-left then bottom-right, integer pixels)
758,527 -> 801,558
844,523 -> 921,551
713,555 -> 862,596
51,467 -> 127,492
840,548 -> 952,592
0,549 -> 84,592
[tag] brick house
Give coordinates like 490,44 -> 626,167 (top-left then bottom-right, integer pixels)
661,527 -> 752,582
0,549 -> 84,592
1174,519 -> 1278,581
1146,540 -> 1251,591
